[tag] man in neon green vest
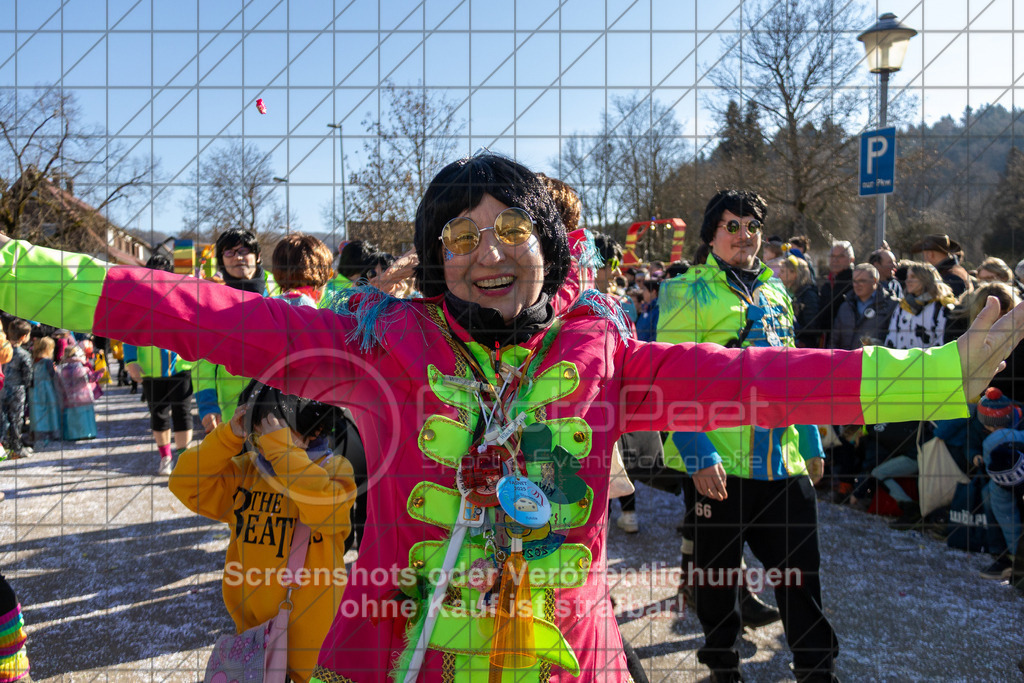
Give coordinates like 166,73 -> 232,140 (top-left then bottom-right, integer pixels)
659,189 -> 834,683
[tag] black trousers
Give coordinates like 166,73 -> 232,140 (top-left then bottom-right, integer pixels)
142,372 -> 194,433
693,475 -> 837,677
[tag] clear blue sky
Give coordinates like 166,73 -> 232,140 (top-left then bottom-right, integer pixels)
0,0 -> 1016,247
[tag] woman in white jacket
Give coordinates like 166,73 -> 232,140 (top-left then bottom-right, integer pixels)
885,261 -> 956,350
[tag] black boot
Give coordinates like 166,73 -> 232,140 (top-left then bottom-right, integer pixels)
740,588 -> 781,628
889,500 -> 922,530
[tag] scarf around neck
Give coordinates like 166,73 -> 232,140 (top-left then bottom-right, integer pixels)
900,291 -> 936,315
444,290 -> 554,348
221,265 -> 267,294
712,253 -> 766,300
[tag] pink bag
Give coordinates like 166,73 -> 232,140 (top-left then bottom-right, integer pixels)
203,523 -> 310,683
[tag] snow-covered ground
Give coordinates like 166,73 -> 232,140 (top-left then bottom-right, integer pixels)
1,384 -> 1020,681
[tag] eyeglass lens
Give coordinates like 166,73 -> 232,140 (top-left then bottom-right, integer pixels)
441,208 -> 534,255
725,219 -> 762,234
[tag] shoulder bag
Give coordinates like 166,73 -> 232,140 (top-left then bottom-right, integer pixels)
203,522 -> 311,683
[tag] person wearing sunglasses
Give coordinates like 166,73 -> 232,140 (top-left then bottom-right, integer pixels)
214,227 -> 274,294
658,189 -> 839,682
193,228 -> 281,435
0,156 -> 1020,683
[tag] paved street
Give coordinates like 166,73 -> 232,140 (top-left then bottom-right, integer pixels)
1,383 -> 1021,681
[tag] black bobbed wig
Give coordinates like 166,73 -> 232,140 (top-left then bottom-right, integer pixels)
413,154 -> 571,299
238,379 -> 340,442
215,227 -> 261,265
699,189 -> 769,245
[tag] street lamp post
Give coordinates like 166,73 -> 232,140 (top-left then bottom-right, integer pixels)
858,12 -> 917,248
327,123 -> 348,240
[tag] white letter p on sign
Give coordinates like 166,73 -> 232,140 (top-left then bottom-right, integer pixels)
867,136 -> 888,175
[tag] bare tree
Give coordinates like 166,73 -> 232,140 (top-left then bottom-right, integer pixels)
608,93 -> 687,224
703,99 -> 777,200
181,139 -> 289,246
553,93 -> 687,257
332,82 -> 464,231
711,0 -> 869,238
0,87 -> 156,249
556,128 -> 619,229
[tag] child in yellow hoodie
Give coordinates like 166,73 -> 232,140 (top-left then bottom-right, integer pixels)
169,381 -> 356,683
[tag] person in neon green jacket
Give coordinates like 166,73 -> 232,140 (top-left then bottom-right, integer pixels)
124,342 -> 196,474
123,255 -> 198,474
194,228 -> 278,433
657,189 -> 830,682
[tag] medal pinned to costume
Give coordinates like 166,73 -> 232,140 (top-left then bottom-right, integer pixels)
494,509 -> 566,562
467,556 -> 500,593
496,476 -> 551,529
457,447 -> 506,507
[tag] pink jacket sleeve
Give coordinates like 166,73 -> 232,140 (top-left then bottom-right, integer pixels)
93,267 -> 390,415
617,339 -> 866,432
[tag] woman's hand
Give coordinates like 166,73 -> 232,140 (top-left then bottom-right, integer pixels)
229,406 -> 247,438
958,296 -> 1024,400
369,248 -> 418,296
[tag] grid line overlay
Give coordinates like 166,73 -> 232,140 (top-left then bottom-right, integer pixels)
2,0 -> 1023,680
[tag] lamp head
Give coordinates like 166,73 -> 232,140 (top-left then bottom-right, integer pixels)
858,13 -> 917,74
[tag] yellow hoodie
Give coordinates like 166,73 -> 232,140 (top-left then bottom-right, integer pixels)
169,422 -> 355,683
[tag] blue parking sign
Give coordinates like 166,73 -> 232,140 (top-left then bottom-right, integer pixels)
859,127 -> 896,196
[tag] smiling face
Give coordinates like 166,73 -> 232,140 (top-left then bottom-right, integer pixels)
874,251 -> 897,280
709,209 -> 761,269
905,270 -> 924,296
443,194 -> 546,323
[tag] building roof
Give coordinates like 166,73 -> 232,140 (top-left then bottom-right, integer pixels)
10,169 -> 147,266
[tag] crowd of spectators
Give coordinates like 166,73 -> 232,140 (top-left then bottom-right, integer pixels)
2,202 -> 1022,679
627,229 -> 1023,585
592,226 -> 1023,586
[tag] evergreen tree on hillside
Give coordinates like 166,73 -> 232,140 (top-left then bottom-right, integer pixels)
984,146 -> 1024,261
716,100 -> 765,162
708,100 -> 772,198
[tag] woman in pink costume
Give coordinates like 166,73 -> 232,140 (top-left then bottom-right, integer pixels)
0,155 -> 1020,683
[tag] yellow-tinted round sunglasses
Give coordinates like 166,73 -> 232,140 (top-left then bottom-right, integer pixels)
439,207 -> 535,255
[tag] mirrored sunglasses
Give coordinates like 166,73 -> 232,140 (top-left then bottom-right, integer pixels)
721,219 -> 763,235
439,207 -> 535,255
